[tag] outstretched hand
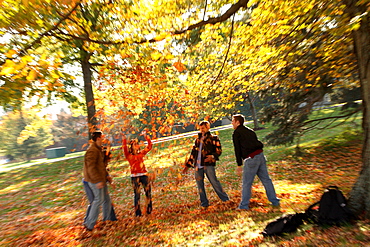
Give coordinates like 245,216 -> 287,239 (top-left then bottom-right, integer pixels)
182,166 -> 190,174
204,155 -> 215,163
236,166 -> 243,176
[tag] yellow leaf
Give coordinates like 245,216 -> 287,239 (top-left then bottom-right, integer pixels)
151,51 -> 162,60
26,69 -> 37,80
5,49 -> 17,58
154,33 -> 168,41
165,53 -> 174,60
21,55 -> 33,63
0,67 -> 14,76
0,60 -> 16,75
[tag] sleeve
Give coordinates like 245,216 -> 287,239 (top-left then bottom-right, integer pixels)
85,149 -> 105,183
185,139 -> 197,167
232,131 -> 243,166
122,138 -> 130,157
212,135 -> 222,160
142,136 -> 152,154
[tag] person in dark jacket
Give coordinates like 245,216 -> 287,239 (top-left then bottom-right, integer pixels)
232,114 -> 280,210
183,121 -> 229,208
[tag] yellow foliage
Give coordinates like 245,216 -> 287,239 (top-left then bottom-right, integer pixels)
151,51 -> 162,60
0,60 -> 16,75
5,49 -> 17,58
26,69 -> 38,81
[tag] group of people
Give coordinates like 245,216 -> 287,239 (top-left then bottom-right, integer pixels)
82,114 -> 280,231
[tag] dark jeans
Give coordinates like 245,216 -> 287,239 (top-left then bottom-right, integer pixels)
83,180 -> 117,222
131,175 -> 152,216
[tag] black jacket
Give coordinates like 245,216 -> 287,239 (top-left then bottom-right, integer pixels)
232,125 -> 263,166
186,131 -> 222,167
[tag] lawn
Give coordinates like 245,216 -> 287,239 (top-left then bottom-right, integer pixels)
0,107 -> 369,246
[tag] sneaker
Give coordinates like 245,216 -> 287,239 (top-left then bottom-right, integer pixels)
83,224 -> 93,231
236,207 -> 249,211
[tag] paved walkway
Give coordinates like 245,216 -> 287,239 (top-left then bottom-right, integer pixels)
0,124 -> 235,173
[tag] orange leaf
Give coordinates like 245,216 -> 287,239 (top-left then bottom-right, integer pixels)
173,61 -> 186,72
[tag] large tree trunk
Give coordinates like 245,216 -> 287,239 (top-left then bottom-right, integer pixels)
343,0 -> 370,218
80,48 -> 97,139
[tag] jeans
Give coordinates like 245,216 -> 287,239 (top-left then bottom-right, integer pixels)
83,180 -> 117,223
195,166 -> 229,207
84,182 -> 113,229
131,175 -> 152,216
239,153 -> 280,209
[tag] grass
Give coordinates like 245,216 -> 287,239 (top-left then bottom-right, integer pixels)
0,107 -> 369,246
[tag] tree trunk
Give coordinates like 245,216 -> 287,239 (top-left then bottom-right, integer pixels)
80,48 -> 97,139
246,91 -> 260,130
343,0 -> 370,218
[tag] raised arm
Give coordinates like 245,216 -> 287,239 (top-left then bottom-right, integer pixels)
142,135 -> 152,154
122,135 -> 129,157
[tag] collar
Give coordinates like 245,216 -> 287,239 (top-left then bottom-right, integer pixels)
198,131 -> 211,138
92,141 -> 102,150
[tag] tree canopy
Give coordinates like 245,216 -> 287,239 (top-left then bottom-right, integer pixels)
1,0 -> 369,217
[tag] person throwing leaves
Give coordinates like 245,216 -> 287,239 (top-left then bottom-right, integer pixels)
122,131 -> 153,216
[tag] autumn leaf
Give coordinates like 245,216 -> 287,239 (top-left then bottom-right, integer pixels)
173,61 -> 186,72
151,51 -> 162,60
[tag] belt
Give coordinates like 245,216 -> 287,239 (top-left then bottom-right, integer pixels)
243,149 -> 263,162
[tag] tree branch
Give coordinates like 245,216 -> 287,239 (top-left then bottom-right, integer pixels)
173,0 -> 249,35
2,0 -> 249,65
302,106 -> 361,126
211,13 -> 236,85
20,1 -> 82,55
50,0 -> 249,45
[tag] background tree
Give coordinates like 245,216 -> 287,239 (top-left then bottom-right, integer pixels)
0,109 -> 53,161
50,109 -> 88,152
341,0 -> 370,218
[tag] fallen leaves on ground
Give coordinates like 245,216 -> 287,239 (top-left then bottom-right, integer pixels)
0,140 -> 369,246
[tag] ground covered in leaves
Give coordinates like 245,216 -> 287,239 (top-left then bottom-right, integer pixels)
1,128 -> 369,246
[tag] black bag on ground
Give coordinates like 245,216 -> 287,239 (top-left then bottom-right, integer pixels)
306,185 -> 354,226
262,213 -> 307,236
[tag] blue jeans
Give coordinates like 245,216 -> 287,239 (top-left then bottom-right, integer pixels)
195,166 -> 229,207
239,153 -> 280,209
84,182 -> 113,229
83,180 -> 117,223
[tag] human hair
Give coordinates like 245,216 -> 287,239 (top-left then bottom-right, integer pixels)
92,131 -> 102,142
128,139 -> 138,155
232,114 -> 245,125
199,121 -> 210,128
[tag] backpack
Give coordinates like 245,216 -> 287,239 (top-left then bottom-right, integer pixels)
262,213 -> 307,236
306,186 -> 354,226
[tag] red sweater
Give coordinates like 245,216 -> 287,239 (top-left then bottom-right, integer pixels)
122,136 -> 152,176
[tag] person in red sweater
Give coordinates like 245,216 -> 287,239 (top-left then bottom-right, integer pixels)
122,132 -> 153,216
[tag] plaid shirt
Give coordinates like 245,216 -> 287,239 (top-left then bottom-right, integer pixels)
186,131 -> 222,168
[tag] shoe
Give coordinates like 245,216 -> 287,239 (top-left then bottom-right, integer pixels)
236,207 -> 249,211
83,224 -> 93,231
